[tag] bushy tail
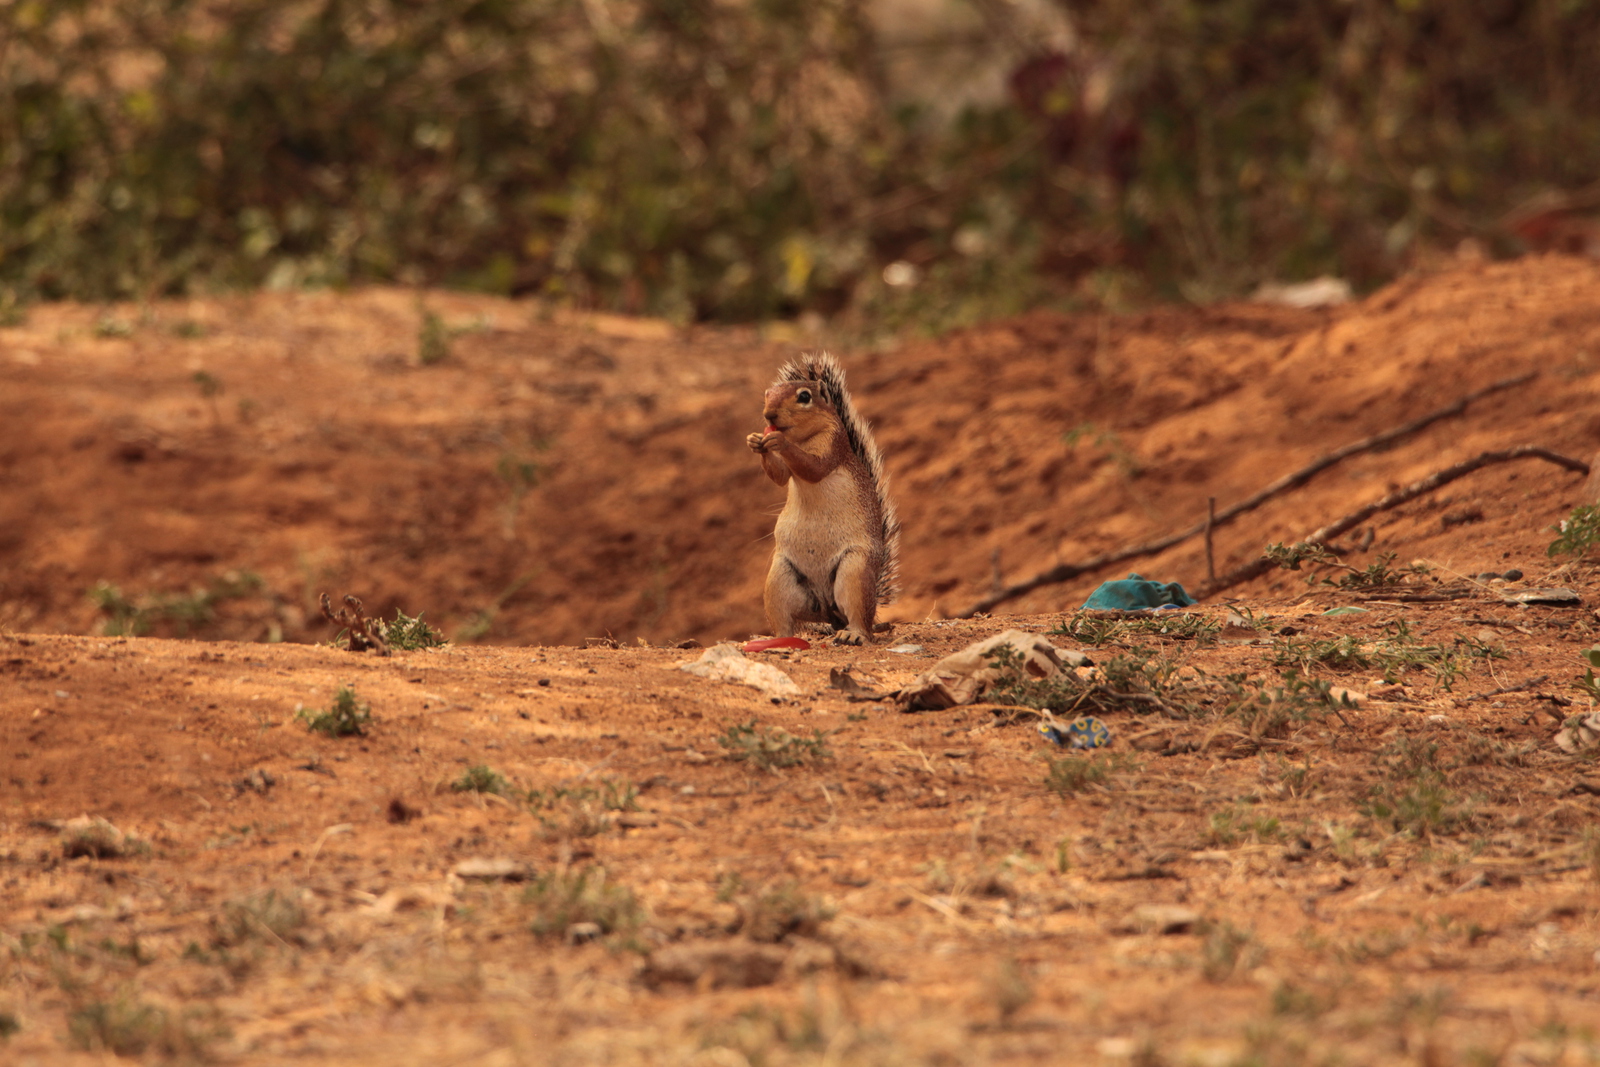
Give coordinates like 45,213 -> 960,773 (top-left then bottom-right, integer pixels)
774,352 -> 901,603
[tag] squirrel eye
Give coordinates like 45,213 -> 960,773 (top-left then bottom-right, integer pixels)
797,389 -> 812,404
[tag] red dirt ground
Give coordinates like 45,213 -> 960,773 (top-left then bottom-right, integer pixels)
3,255 -> 1600,1065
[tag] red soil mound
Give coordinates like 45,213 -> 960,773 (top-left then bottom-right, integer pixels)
3,255 -> 1598,645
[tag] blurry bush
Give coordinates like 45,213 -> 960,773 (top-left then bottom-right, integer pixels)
1,0 -> 1597,326
1066,0 -> 1600,298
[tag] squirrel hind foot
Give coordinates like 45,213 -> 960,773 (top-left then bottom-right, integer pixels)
831,629 -> 868,646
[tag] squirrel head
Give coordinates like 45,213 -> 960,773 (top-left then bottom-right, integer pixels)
762,379 -> 837,441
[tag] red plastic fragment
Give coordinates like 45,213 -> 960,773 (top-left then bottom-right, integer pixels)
742,637 -> 810,652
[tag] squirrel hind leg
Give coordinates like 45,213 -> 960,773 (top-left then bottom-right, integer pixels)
829,551 -> 879,645
764,555 -> 824,637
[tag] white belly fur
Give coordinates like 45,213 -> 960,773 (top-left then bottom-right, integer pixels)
774,468 -> 873,590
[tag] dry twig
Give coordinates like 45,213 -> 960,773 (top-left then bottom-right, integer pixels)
958,373 -> 1538,616
320,592 -> 390,654
1202,446 -> 1589,597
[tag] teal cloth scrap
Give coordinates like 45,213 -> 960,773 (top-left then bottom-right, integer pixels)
1081,573 -> 1198,611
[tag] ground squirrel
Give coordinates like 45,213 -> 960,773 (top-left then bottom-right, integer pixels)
746,352 -> 900,644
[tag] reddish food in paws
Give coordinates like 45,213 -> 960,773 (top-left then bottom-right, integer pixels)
765,425 -> 779,434
742,637 -> 810,652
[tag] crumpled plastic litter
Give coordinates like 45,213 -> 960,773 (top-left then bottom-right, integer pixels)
893,630 -> 1091,712
1038,715 -> 1112,749
1081,573 -> 1197,611
678,643 -> 801,700
1554,710 -> 1600,754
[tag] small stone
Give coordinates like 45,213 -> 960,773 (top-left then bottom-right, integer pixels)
1475,572 -> 1499,582
887,644 -> 925,654
240,768 -> 276,794
1501,568 -> 1524,581
566,922 -> 603,945
642,940 -> 790,989
60,815 -> 137,859
451,857 -> 531,881
1097,1037 -> 1141,1059
616,812 -> 658,828
1504,587 -> 1581,607
1131,904 -> 1200,935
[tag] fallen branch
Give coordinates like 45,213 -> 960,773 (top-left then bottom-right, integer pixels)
1463,675 -> 1550,703
1201,446 -> 1590,597
957,372 -> 1538,616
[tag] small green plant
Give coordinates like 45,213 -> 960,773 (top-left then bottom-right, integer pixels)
495,450 -> 543,537
1275,755 -> 1317,797
1271,981 -> 1329,1019
1330,552 -> 1417,591
1216,670 -> 1338,739
1265,543 -> 1422,590
525,866 -> 643,939
418,307 -> 450,365
1271,621 -> 1487,690
88,572 -> 266,638
170,319 -> 208,338
1272,633 -> 1374,672
988,643 -> 1183,718
322,596 -> 447,652
1044,754 -> 1108,794
92,314 -> 133,338
192,370 -> 223,424
381,609 -> 447,651
452,765 -> 511,796
1582,827 -> 1600,883
1573,647 -> 1600,703
1064,422 -> 1141,478
699,1003 -> 838,1064
1050,612 -> 1220,644
920,858 -> 953,893
1549,504 -> 1600,558
1208,803 -> 1283,846
0,288 -> 25,327
1359,774 -> 1465,838
987,956 -> 1035,1026
298,685 -> 371,736
717,721 -> 834,770
526,779 -> 638,837
1264,541 -> 1341,572
735,880 -> 835,942
1200,921 -> 1260,983
68,998 -> 223,1059
1048,614 -> 1126,645
214,888 -> 308,947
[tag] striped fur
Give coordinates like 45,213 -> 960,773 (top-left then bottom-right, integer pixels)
773,352 -> 901,603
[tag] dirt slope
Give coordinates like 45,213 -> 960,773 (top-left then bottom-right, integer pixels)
4,255 -> 1600,646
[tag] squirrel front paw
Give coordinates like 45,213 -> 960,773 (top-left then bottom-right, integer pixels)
831,629 -> 867,646
746,429 -> 783,454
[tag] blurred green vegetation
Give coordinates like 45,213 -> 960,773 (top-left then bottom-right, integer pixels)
1,0 -> 1596,328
